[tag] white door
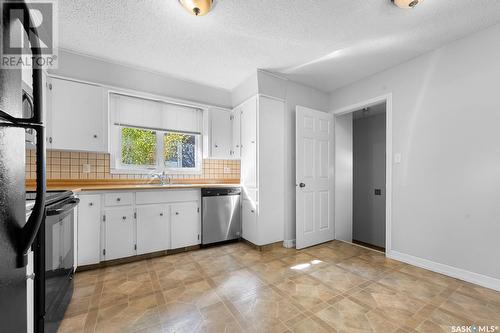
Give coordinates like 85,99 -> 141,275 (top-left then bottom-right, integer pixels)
296,106 -> 334,249
77,195 -> 101,265
104,208 -> 135,260
171,201 -> 200,248
136,204 -> 170,254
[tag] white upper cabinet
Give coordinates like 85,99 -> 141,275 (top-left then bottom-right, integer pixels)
240,97 -> 257,188
231,108 -> 241,158
209,108 -> 233,159
47,77 -> 107,152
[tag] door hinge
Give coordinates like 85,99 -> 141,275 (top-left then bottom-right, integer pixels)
103,249 -> 106,256
198,234 -> 200,240
134,212 -> 137,219
103,214 -> 106,222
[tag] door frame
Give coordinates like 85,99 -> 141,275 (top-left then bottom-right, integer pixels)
330,93 -> 393,253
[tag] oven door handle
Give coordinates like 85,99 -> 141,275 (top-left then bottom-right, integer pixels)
46,198 -> 80,216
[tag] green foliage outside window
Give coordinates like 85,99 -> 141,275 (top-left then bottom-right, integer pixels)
121,127 -> 156,166
164,132 -> 196,168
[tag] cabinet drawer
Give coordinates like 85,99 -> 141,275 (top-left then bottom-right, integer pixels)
136,189 -> 199,205
104,192 -> 133,207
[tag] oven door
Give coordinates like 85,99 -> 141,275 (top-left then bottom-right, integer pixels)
42,197 -> 79,333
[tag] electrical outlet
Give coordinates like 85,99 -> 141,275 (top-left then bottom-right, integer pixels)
82,163 -> 91,173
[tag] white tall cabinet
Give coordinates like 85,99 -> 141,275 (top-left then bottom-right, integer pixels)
239,95 -> 285,246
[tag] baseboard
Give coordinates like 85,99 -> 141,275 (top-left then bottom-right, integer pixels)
387,250 -> 500,292
283,239 -> 296,248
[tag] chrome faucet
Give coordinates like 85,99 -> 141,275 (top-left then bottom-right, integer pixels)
151,170 -> 171,185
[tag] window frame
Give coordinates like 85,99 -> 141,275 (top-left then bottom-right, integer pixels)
111,125 -> 202,175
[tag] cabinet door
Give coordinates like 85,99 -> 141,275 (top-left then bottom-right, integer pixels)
240,98 -> 257,187
77,195 -> 101,266
210,108 -> 232,158
231,109 -> 241,158
136,204 -> 170,254
171,201 -> 200,249
242,199 -> 258,245
104,208 -> 135,260
49,78 -> 106,152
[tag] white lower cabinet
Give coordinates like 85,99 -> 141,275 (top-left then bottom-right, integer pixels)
136,204 -> 170,254
171,201 -> 200,249
242,200 -> 258,245
77,194 -> 101,266
104,208 -> 135,260
76,189 -> 202,266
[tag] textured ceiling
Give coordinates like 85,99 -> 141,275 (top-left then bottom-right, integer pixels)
58,0 -> 500,92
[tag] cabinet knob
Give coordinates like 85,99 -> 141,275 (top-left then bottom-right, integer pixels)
89,202 -> 93,206
175,212 -> 179,215
48,137 -> 53,144
251,209 -> 255,213
93,134 -> 98,138
122,216 -> 126,220
116,197 -> 121,201
236,145 -> 240,148
214,144 -> 219,148
160,213 -> 163,216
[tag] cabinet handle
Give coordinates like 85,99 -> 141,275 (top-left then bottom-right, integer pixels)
48,137 -> 53,144
214,144 -> 219,148
236,145 -> 240,148
251,209 -> 255,213
160,213 -> 163,216
89,202 -> 93,206
122,216 -> 126,220
116,198 -> 121,202
175,212 -> 179,215
93,134 -> 98,138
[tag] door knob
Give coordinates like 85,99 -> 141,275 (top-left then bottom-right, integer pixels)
299,183 -> 306,188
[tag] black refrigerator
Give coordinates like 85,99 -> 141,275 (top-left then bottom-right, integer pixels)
0,0 -> 46,331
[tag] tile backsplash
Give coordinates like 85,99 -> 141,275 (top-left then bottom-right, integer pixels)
25,149 -> 240,181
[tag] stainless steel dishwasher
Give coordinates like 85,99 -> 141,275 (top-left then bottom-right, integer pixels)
201,187 -> 241,245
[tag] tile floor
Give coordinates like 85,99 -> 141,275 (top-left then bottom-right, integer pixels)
59,240 -> 500,333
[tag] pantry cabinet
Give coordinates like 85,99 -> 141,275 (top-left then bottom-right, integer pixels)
46,77 -> 107,152
240,95 -> 285,246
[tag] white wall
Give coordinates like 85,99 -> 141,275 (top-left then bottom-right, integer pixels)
51,50 -> 232,108
256,71 -> 330,244
353,112 -> 386,248
330,24 -> 500,284
334,112 -> 353,242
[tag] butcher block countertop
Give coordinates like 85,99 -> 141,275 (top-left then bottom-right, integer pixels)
25,179 -> 240,192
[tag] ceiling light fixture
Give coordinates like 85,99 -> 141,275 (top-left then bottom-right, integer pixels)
179,0 -> 214,16
392,0 -> 423,9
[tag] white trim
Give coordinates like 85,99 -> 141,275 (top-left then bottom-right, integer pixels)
388,250 -> 500,292
283,239 -> 296,248
330,93 -> 393,253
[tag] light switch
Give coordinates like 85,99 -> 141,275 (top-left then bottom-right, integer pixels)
394,153 -> 402,164
82,163 -> 91,173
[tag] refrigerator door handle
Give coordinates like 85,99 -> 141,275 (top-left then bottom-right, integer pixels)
16,3 -> 46,268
